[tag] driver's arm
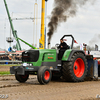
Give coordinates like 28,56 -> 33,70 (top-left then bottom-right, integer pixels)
57,44 -> 61,49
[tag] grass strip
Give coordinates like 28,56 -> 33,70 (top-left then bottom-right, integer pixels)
0,71 -> 10,75
0,64 -> 21,66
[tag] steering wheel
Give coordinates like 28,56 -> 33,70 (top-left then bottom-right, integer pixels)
55,44 -> 60,49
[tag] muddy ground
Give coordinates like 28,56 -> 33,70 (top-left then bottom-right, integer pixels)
0,66 -> 100,100
0,65 -> 11,72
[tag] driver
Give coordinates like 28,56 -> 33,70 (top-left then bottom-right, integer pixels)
58,39 -> 69,59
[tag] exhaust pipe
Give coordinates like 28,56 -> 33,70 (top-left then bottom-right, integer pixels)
83,43 -> 87,54
48,43 -> 51,49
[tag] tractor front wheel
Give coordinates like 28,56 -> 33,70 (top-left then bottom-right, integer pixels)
37,66 -> 52,85
15,73 -> 29,83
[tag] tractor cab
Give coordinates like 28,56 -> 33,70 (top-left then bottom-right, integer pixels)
54,35 -> 75,60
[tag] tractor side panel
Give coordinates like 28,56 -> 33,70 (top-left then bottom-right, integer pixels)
62,49 -> 72,61
42,52 -> 56,62
32,49 -> 57,66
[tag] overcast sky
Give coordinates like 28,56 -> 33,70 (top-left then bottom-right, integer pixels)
0,0 -> 100,50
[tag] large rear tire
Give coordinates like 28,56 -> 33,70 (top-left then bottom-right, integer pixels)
15,73 -> 29,83
37,66 -> 52,85
62,52 -> 87,82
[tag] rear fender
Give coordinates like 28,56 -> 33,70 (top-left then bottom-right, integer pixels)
62,49 -> 85,61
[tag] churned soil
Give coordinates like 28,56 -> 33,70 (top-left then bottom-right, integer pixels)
0,75 -> 100,100
0,65 -> 100,100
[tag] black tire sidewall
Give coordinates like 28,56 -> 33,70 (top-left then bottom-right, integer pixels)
20,74 -> 29,81
15,73 -> 29,82
37,66 -> 52,84
71,54 -> 87,81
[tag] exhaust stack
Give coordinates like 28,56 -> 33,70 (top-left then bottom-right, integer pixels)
83,43 -> 87,54
48,43 -> 51,49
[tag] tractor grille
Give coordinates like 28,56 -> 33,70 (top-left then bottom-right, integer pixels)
22,50 -> 39,62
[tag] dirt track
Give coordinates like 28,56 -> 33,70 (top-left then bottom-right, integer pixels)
0,66 -> 100,100
0,75 -> 100,100
0,65 -> 10,72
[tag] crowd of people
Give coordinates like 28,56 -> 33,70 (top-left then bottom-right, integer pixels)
0,55 -> 9,60
0,54 -> 22,61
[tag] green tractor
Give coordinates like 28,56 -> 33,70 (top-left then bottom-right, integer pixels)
10,35 -> 88,84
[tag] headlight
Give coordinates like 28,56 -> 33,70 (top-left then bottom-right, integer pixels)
22,63 -> 33,66
30,64 -> 32,66
23,63 -> 27,66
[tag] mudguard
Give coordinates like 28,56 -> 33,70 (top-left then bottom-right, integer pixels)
62,49 -> 85,61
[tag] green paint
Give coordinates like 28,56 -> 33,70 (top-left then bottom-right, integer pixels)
42,52 -> 56,62
62,49 -> 72,61
33,49 -> 56,66
22,49 -> 72,67
4,0 -> 21,50
23,49 -> 57,66
17,38 -> 37,49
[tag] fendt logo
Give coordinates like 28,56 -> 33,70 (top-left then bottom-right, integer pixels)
39,43 -> 43,48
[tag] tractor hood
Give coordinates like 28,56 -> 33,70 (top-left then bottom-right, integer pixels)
22,49 -> 57,66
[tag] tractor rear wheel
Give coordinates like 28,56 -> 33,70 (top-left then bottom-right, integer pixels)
62,52 -> 87,82
37,66 -> 52,84
15,73 -> 29,83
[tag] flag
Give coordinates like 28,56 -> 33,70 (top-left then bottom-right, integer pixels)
74,40 -> 78,44
63,39 -> 67,41
80,43 -> 83,50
